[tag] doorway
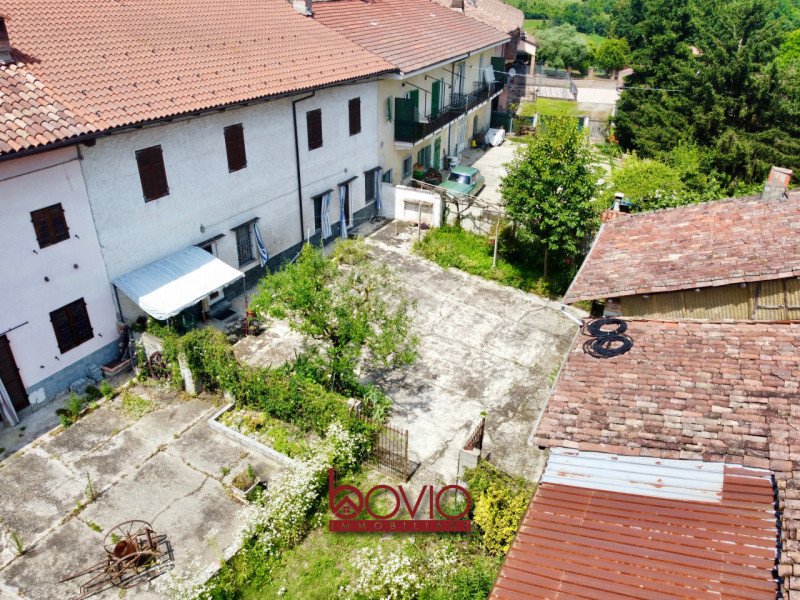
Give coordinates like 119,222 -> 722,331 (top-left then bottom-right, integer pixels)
0,335 -> 29,414
343,183 -> 351,226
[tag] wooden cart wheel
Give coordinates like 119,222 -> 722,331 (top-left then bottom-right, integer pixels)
103,520 -> 154,556
147,352 -> 170,380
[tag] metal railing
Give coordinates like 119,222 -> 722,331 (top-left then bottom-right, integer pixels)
394,80 -> 504,144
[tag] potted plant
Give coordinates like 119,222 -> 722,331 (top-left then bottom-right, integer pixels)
412,163 -> 426,180
230,464 -> 260,500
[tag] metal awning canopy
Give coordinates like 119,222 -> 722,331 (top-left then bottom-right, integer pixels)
113,246 -> 244,320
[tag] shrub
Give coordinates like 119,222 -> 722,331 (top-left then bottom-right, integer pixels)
463,461 -> 534,556
59,393 -> 84,427
420,560 -> 500,600
84,386 -> 102,401
120,389 -> 155,420
99,379 -> 115,399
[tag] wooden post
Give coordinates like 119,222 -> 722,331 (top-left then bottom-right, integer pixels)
492,216 -> 500,269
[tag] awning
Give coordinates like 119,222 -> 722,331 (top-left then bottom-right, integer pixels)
113,246 -> 244,320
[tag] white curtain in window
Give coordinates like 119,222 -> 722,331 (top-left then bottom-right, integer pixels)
374,169 -> 383,213
253,221 -> 269,267
339,184 -> 348,239
321,191 -> 333,239
0,378 -> 20,427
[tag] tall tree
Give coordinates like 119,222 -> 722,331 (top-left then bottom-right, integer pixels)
500,116 -> 599,277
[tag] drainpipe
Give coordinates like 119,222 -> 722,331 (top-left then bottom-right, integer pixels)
292,91 -> 316,243
560,304 -> 583,327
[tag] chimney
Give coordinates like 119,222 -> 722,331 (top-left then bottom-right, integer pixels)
292,0 -> 313,16
602,192 -> 632,222
0,17 -> 11,64
762,166 -> 793,200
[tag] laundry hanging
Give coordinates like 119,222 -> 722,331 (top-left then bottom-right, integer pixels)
339,184 -> 348,239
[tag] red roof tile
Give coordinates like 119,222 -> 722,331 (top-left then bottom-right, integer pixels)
0,0 -> 394,156
563,192 -> 800,304
493,460 -> 778,600
534,318 -> 800,597
312,0 -> 509,74
430,0 -> 524,35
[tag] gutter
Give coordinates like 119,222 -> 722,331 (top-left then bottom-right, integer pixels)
291,91 -> 316,243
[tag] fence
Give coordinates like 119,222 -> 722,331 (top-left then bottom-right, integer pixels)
464,416 -> 486,451
353,404 -> 413,481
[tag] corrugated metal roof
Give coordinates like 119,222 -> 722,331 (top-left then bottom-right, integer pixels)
492,455 -> 778,600
544,448 -> 725,503
113,246 -> 243,320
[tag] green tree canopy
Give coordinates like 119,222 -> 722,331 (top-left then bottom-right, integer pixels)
250,240 -> 417,392
535,24 -> 591,71
612,0 -> 800,192
594,37 -> 631,74
500,115 -> 600,276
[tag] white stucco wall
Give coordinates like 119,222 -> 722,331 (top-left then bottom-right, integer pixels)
79,81 -> 381,290
377,47 -> 502,184
0,147 -> 119,399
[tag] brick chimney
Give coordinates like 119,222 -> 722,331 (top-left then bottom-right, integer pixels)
292,0 -> 313,16
762,166 -> 792,201
0,17 -> 12,64
602,192 -> 632,223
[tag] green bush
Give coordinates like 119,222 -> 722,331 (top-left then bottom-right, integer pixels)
58,393 -> 84,427
84,386 -> 102,401
464,461 -> 534,557
420,560 -> 500,600
99,379 -> 115,399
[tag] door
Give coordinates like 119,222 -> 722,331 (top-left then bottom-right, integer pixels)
431,80 -> 441,119
0,335 -> 29,412
407,90 -> 420,120
433,138 -> 441,169
344,184 -> 351,226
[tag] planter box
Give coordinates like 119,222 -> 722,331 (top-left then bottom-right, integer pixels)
101,357 -> 132,377
231,477 -> 261,501
207,403 -> 298,468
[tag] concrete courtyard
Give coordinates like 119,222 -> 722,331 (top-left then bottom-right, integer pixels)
0,385 -> 282,599
367,224 -> 579,485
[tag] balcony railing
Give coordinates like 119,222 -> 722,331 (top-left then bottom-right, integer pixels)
394,79 -> 504,144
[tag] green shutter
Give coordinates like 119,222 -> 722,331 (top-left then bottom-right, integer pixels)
386,96 -> 392,122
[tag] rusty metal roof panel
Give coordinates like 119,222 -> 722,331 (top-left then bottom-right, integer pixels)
492,458 -> 779,600
544,448 -> 726,503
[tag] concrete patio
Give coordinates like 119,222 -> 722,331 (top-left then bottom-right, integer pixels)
0,384 -> 282,599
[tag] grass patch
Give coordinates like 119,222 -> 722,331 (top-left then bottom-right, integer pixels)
220,408 -> 314,459
414,226 -> 574,298
518,98 -> 580,118
119,389 -> 155,420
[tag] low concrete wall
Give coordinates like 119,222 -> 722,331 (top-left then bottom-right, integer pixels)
207,403 -> 298,469
390,185 -> 442,227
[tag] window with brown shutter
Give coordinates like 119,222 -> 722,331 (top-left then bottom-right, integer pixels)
349,98 -> 361,136
224,124 -> 247,172
135,145 -> 169,201
31,203 -> 70,248
50,299 -> 94,353
307,109 -> 323,150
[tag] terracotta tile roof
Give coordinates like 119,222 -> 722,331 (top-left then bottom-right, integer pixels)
563,192 -> 800,304
430,0 -> 524,35
534,318 -> 800,597
0,0 -> 394,157
312,0 -> 510,74
493,451 -> 778,600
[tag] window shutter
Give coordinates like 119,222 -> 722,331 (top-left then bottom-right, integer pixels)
50,308 -> 72,353
136,146 -> 169,201
307,109 -> 323,150
31,209 -> 50,247
51,205 -> 69,241
31,204 -> 70,248
348,98 -> 361,135
386,96 -> 392,122
224,124 -> 247,171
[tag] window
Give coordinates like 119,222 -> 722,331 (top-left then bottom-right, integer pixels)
417,145 -> 431,168
31,204 -> 69,248
382,169 -> 393,184
136,145 -> 169,201
224,124 -> 247,172
402,156 -> 412,179
50,299 -> 93,353
365,170 -> 376,204
234,223 -> 254,266
307,109 -> 323,150
313,194 -> 324,232
348,98 -> 361,136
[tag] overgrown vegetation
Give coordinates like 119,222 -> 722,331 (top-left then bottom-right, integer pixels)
57,393 -> 85,428
250,240 -> 418,394
463,461 -> 535,557
119,389 -> 155,420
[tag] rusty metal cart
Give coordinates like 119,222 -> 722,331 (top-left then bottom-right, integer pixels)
60,520 -> 171,599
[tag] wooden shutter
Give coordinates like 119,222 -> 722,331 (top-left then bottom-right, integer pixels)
307,109 -> 323,150
348,98 -> 361,135
136,146 -> 169,201
50,299 -> 93,353
224,124 -> 247,171
31,204 -> 69,248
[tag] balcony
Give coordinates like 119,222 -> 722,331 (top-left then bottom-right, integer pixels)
394,79 -> 504,144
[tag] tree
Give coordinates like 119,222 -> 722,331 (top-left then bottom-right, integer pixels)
535,24 -> 591,72
612,0 -> 800,192
500,115 -> 600,277
250,240 -> 417,392
594,38 -> 631,75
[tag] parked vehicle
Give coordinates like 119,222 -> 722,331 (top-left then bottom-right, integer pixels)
440,166 -> 485,196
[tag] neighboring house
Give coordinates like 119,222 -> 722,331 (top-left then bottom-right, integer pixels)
0,147 -> 120,423
564,167 -> 798,320
494,448 -> 777,599
0,0 -> 394,409
528,318 -> 800,598
313,0 -> 512,184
